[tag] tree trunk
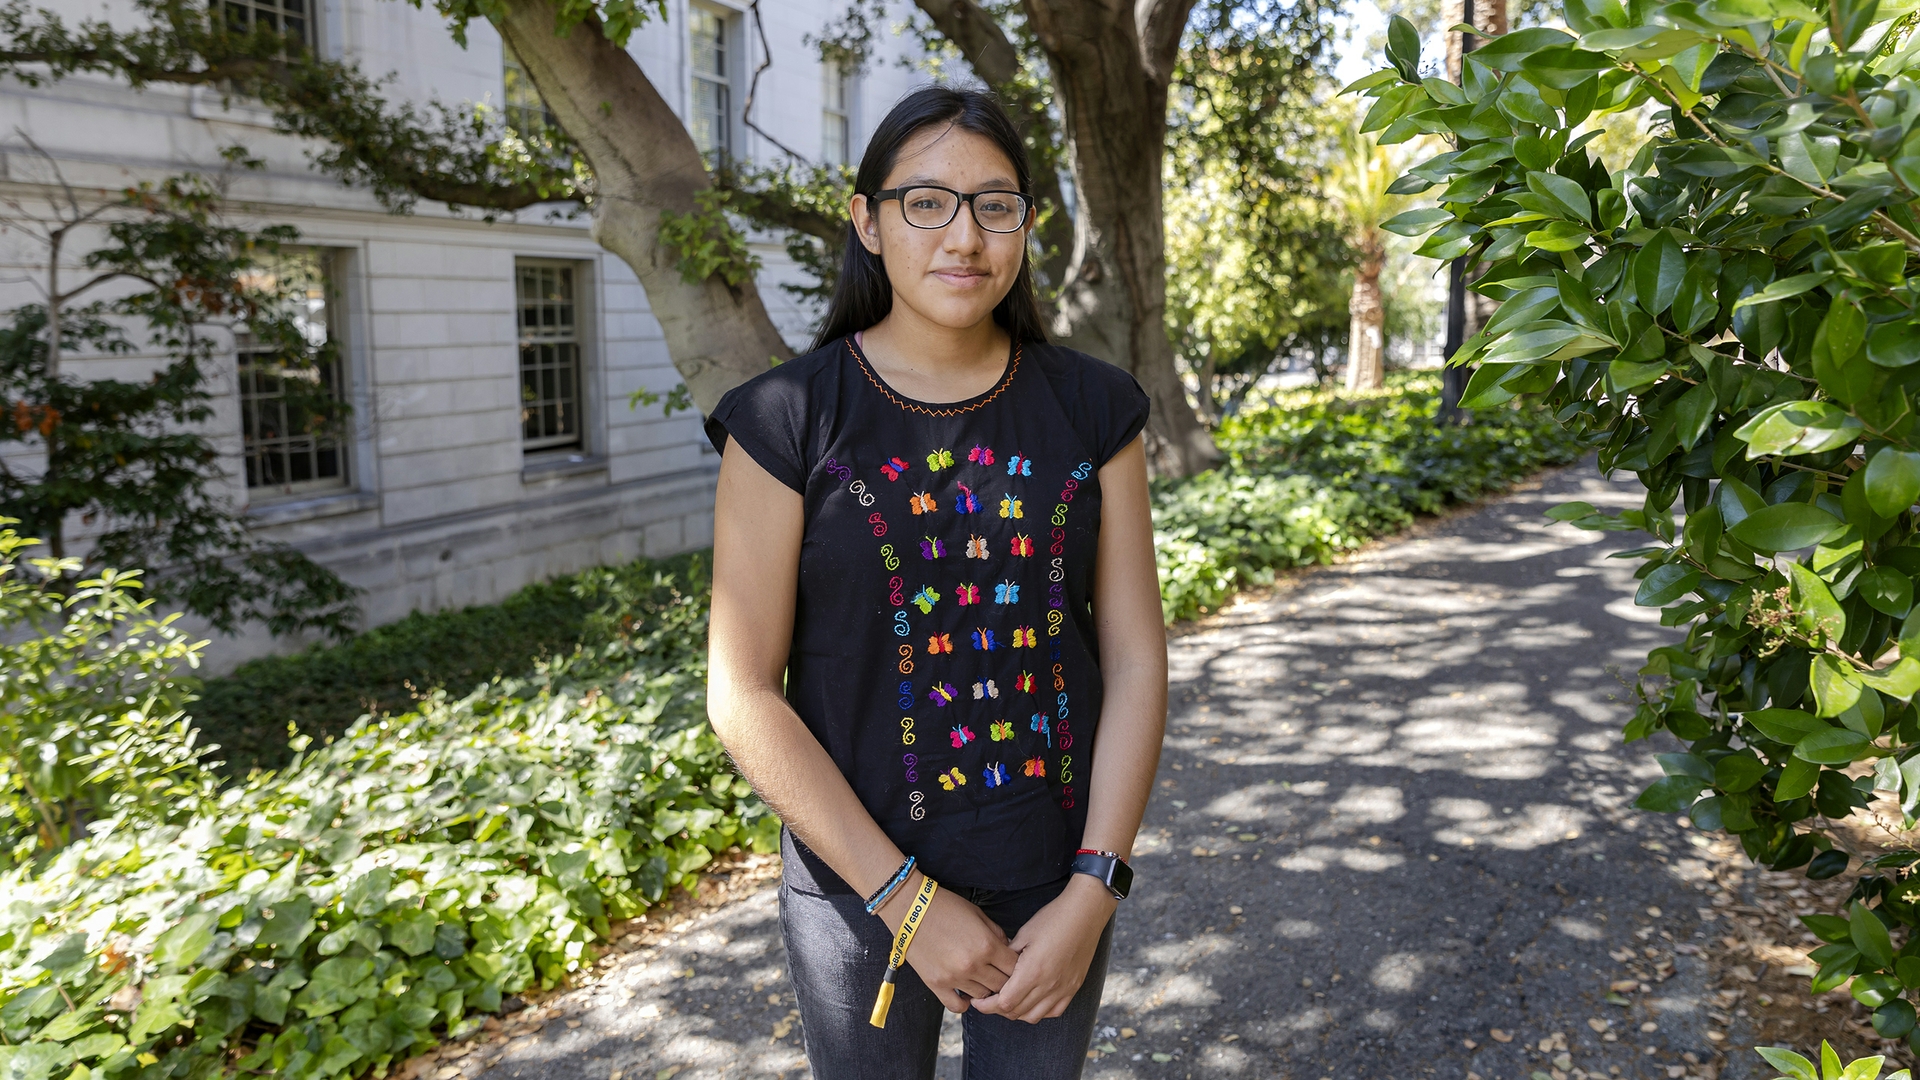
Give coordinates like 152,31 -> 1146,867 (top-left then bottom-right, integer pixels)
1345,241 -> 1385,392
910,0 -> 1076,293
495,0 -> 792,412
1196,347 -> 1218,423
1020,0 -> 1218,478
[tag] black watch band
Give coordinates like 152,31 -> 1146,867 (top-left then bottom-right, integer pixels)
1071,849 -> 1133,900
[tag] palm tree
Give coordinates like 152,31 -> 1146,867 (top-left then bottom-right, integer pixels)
1330,120 -> 1406,391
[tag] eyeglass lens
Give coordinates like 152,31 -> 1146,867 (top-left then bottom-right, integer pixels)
900,188 -> 1029,233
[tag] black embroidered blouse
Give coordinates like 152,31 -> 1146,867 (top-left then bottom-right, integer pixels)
705,336 -> 1150,892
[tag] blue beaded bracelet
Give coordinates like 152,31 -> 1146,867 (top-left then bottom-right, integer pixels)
864,855 -> 917,915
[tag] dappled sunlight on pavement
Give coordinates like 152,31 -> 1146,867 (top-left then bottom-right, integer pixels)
1094,460 -> 1732,1080
461,460 -> 1742,1080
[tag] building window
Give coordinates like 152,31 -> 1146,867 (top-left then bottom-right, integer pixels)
239,249 -> 347,496
502,46 -> 555,136
212,0 -> 308,44
517,260 -> 584,451
822,57 -> 850,165
689,7 -> 731,161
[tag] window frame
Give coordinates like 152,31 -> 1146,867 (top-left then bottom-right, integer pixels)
822,55 -> 851,166
515,258 -> 591,455
502,45 -> 556,137
688,3 -> 735,163
237,247 -> 352,500
210,0 -> 313,50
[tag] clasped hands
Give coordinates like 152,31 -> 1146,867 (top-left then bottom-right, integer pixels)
876,871 -> 1115,1024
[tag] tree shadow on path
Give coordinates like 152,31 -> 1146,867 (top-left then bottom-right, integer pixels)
480,460 -> 1739,1080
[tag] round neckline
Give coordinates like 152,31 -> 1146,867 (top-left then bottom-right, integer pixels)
847,334 -> 1021,416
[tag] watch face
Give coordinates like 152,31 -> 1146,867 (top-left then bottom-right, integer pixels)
1109,858 -> 1134,899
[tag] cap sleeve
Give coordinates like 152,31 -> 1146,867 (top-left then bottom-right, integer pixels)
1081,361 -> 1151,467
705,373 -> 810,494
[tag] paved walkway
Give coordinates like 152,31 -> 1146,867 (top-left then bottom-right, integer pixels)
463,462 -> 1755,1080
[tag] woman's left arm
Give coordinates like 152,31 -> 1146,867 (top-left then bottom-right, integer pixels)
973,433 -> 1168,1023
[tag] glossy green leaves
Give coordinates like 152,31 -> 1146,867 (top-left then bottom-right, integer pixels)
1359,0 -> 1920,1020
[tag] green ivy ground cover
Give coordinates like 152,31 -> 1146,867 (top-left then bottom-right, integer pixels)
192,554 -> 706,775
1154,373 -> 1585,621
0,557 -> 777,1080
23,376 -> 1576,1080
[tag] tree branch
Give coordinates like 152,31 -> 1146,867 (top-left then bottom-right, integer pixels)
1137,0 -> 1202,85
713,165 -> 846,243
0,0 -> 585,213
914,0 -> 1023,85
910,0 -> 1073,289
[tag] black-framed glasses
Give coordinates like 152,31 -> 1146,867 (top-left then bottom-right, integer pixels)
871,186 -> 1033,233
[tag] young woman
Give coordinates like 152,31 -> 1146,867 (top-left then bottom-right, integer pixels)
704,85 -> 1167,1079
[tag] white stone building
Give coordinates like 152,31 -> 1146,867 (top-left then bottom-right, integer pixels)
0,0 -> 926,669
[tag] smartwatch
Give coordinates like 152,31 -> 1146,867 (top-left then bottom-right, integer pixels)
1071,849 -> 1133,900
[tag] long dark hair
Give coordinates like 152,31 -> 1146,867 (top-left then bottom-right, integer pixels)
809,86 -> 1050,352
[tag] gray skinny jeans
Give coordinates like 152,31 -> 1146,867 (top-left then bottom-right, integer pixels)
778,852 -> 1113,1079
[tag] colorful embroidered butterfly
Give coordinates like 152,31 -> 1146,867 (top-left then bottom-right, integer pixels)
881,457 -> 912,481
1014,672 -> 1036,693
994,581 -> 1020,605
1012,626 -> 1037,648
921,537 -> 946,560
955,483 -> 980,514
966,534 -> 989,559
1006,455 -> 1032,476
909,492 -> 937,515
911,586 -> 941,613
1022,756 -> 1046,778
956,583 -> 981,606
1030,713 -> 1051,747
972,679 -> 999,700
927,632 -> 953,654
990,719 -> 1014,741
938,767 -> 967,790
972,628 -> 998,651
928,682 -> 958,707
950,724 -> 975,748
969,444 -> 996,467
999,494 -> 1023,519
1010,533 -> 1034,556
926,448 -> 955,471
983,762 -> 1010,788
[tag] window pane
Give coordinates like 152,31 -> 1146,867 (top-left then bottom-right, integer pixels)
517,263 -> 584,451
691,9 -> 725,76
239,248 -> 349,496
691,80 -> 729,157
211,0 -> 309,46
690,9 -> 730,159
503,47 -> 557,136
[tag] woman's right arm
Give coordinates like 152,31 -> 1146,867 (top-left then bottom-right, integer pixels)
706,438 -> 1018,1011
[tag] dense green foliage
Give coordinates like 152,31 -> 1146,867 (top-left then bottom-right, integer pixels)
1155,374 -> 1583,621
1758,1042 -> 1913,1080
1361,0 -> 1920,1046
0,524 -> 213,859
0,169 -> 357,638
193,553 -> 708,775
0,530 -> 768,1080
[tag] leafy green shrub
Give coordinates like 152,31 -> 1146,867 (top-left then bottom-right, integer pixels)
0,523 -> 215,861
30,373 -> 1577,1080
0,543 -> 773,1080
1759,1041 -> 1912,1080
1359,0 -> 1920,1046
193,552 -> 708,775
1154,375 -> 1583,620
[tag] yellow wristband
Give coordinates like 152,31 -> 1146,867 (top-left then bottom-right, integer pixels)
870,874 -> 939,1028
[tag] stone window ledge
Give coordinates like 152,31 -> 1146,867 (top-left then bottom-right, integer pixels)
246,489 -> 379,527
522,453 -> 608,483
